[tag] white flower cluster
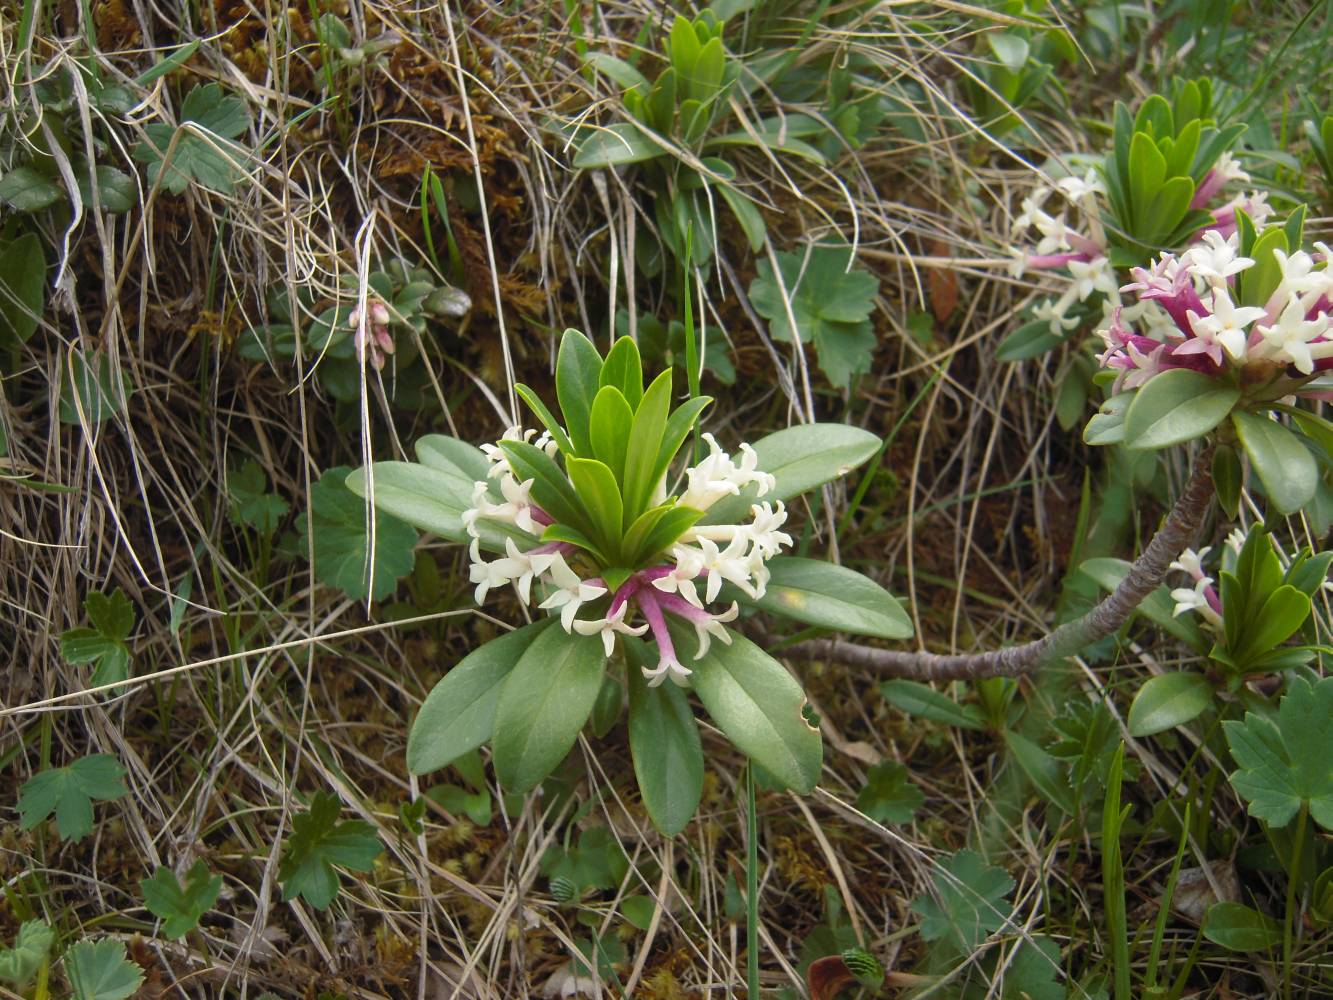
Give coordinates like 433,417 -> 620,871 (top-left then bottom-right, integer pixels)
1010,160 -> 1272,340
1099,231 -> 1333,389
461,428 -> 792,687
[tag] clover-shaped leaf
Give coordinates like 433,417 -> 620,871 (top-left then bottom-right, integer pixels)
748,243 -> 880,388
227,460 -> 290,534
278,792 -> 383,908
60,588 -> 135,686
65,939 -> 144,1000
141,860 -> 223,939
18,754 -> 128,842
855,761 -> 924,824
298,467 -> 417,601
910,849 -> 1014,953
1223,675 -> 1333,830
133,83 -> 251,195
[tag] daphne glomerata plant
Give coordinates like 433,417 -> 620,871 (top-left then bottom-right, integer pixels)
1082,205 -> 1333,514
347,329 -> 910,833
464,423 -> 791,688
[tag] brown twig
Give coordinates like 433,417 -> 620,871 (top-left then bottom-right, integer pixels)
780,445 -> 1216,681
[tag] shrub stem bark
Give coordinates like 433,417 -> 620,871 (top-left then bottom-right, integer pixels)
780,447 -> 1215,680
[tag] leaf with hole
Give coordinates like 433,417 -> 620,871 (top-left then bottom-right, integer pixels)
677,624 -> 822,793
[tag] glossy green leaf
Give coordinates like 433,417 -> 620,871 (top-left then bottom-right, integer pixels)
346,462 -> 514,552
704,423 -> 880,524
589,385 -> 633,483
997,319 -> 1066,362
1202,902 -> 1281,952
650,394 -> 712,489
627,644 -> 704,834
880,680 -> 985,730
599,337 -> 644,409
516,384 -> 577,456
1127,671 -> 1213,737
732,556 -> 912,639
1123,369 -> 1238,449
566,457 -> 624,553
556,329 -> 604,455
492,627 -> 608,793
621,369 -> 673,524
1213,444 -> 1243,518
681,625 -> 822,793
414,435 -> 491,483
499,440 -> 595,536
1083,390 -> 1135,446
624,504 -> 704,564
1233,410 -> 1317,514
407,621 -> 553,774
0,232 -> 47,349
0,166 -> 62,212
574,122 -> 662,169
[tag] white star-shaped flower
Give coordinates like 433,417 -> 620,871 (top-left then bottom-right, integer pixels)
538,555 -> 607,631
572,601 -> 647,656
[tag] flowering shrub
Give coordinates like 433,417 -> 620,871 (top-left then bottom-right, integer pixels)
1005,79 -> 1256,358
347,329 -> 911,832
1084,210 -> 1333,515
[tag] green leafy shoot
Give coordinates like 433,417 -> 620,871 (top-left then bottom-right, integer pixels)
0,921 -> 53,986
228,460 -> 290,534
133,83 -> 252,195
855,761 -> 925,825
140,860 -> 223,939
60,588 -> 134,686
278,792 -> 383,908
64,939 -> 144,1000
18,754 -> 128,842
748,243 -> 880,388
910,849 -> 1015,954
1223,675 -> 1333,830
299,466 -> 417,601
